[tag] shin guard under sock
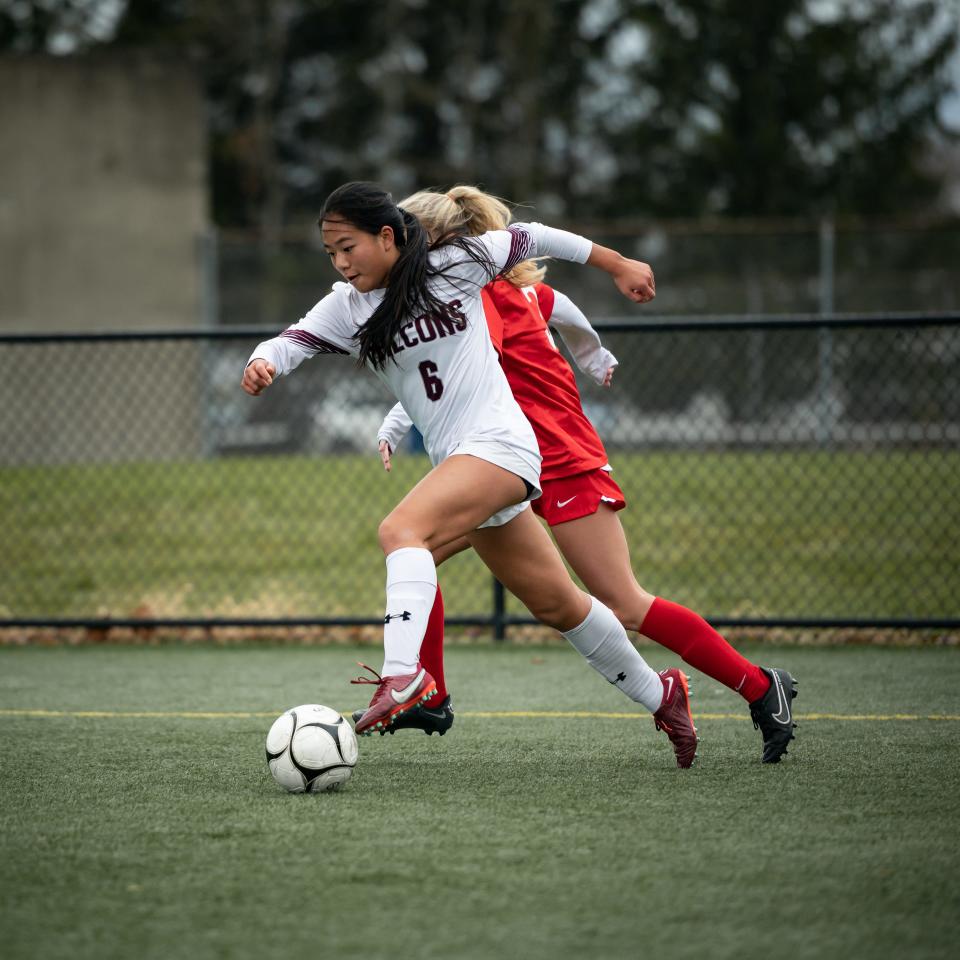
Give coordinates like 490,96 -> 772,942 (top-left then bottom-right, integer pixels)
639,597 -> 770,703
564,597 -> 663,712
381,547 -> 437,677
417,584 -> 447,701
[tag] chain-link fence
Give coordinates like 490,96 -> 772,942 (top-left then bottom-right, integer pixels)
3,315 -> 958,634
210,219 -> 960,331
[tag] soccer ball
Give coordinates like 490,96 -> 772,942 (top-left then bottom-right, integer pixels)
265,704 -> 358,793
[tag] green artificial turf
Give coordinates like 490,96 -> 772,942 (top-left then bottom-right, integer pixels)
1,643 -> 958,960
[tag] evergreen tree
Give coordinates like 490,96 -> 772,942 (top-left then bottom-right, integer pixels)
597,0 -> 959,217
2,0 -> 957,223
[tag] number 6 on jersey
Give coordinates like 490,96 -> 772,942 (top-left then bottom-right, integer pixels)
418,360 -> 444,401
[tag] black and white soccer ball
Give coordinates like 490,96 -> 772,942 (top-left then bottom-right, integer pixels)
265,704 -> 358,793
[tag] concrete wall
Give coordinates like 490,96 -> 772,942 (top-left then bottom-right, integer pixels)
0,54 -> 208,464
0,53 -> 207,331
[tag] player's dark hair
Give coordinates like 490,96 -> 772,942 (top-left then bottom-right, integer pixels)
320,181 -> 497,370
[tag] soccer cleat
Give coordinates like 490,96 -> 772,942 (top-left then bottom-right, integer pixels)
351,696 -> 455,737
652,668 -> 698,769
749,667 -> 798,763
350,662 -> 438,737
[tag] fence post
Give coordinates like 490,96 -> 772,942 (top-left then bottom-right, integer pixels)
492,578 -> 507,641
817,216 -> 836,445
198,228 -> 220,459
199,228 -> 220,330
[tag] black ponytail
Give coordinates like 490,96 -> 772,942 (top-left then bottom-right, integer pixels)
320,181 -> 497,371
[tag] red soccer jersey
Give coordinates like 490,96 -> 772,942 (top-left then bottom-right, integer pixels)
482,280 -> 610,482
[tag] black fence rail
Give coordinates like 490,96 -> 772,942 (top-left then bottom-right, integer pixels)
3,313 -> 959,636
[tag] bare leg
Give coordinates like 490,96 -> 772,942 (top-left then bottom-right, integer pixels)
467,508 -> 590,630
433,536 -> 470,567
468,510 -> 663,711
355,456 -> 530,730
553,505 -> 770,703
378,454 -> 526,555
368,454 -> 525,682
550,507 -> 654,631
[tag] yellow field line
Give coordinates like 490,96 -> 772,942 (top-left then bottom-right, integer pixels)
465,710 -> 960,721
1,708 -> 958,722
0,709 -> 278,719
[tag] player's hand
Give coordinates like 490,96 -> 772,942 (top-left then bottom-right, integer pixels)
602,366 -> 615,387
379,440 -> 392,473
242,359 -> 276,396
612,258 -> 655,304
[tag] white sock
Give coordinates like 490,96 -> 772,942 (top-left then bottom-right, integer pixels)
381,547 -> 437,677
563,597 -> 663,712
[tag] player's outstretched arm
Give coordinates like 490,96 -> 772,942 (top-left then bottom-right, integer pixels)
586,243 -> 656,303
378,403 -> 413,451
376,402 -> 414,472
547,288 -> 619,385
241,359 -> 276,396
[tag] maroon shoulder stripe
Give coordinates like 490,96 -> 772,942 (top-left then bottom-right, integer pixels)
280,328 -> 349,355
503,225 -> 533,273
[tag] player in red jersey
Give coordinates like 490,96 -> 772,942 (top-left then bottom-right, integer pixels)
364,186 -> 798,764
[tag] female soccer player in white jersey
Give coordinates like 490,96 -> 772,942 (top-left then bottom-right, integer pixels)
367,186 -> 798,765
242,181 -> 697,767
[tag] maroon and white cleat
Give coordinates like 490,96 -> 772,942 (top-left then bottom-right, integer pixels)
652,668 -> 698,768
351,663 -> 437,737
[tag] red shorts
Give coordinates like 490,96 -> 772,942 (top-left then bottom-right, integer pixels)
531,468 -> 626,526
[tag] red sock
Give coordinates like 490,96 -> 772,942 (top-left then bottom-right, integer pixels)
639,598 -> 770,703
418,583 -> 447,701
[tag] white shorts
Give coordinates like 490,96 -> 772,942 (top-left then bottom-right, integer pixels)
447,437 -> 542,530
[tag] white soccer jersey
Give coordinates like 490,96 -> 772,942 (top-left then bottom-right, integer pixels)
247,224 -> 592,486
376,287 -> 618,454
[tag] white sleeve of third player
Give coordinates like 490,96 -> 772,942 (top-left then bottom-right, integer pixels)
549,289 -> 619,386
378,402 -> 413,452
246,287 -> 355,376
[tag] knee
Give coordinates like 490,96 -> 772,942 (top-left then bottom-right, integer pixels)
608,603 -> 643,634
378,513 -> 423,555
527,592 -> 587,632
592,591 -> 654,634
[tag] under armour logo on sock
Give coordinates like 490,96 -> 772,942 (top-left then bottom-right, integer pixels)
608,671 -> 627,684
384,611 -> 412,623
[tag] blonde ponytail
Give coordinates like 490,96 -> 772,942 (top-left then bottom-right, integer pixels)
399,185 -> 547,288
